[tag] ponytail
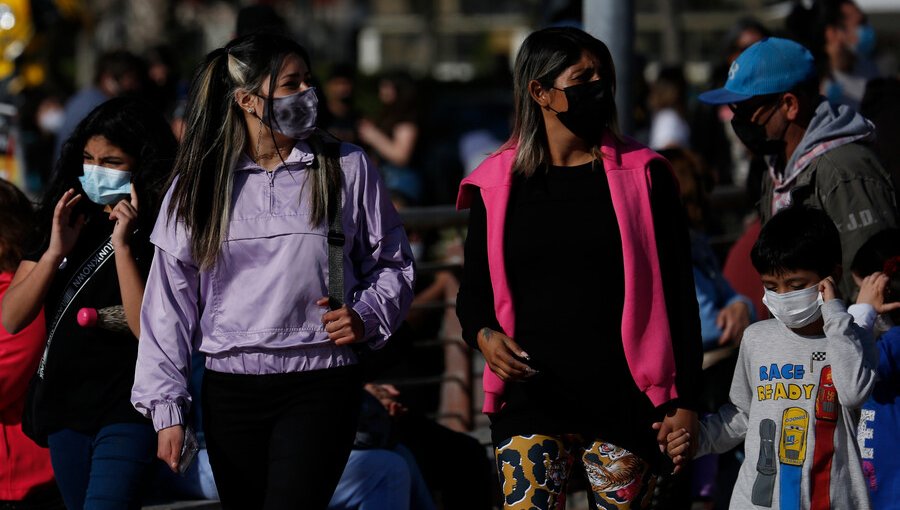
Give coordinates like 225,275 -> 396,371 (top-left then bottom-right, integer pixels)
168,48 -> 246,270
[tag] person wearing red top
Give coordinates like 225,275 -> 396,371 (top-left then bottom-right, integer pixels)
0,178 -> 63,509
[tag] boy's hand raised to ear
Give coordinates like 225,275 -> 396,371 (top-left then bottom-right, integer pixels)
819,276 -> 839,302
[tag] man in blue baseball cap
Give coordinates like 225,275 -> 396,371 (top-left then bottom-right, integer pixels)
700,36 -> 896,296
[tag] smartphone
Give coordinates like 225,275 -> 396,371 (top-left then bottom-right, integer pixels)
177,426 -> 200,474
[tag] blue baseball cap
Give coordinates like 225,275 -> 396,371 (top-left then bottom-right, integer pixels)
699,37 -> 817,105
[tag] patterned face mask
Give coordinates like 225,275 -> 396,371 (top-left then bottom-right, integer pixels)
261,87 -> 319,140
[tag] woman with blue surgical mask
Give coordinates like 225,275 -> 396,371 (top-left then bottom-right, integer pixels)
1,97 -> 176,510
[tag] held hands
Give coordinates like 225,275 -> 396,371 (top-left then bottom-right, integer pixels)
716,300 -> 751,347
656,427 -> 693,468
110,187 -> 139,249
819,276 -> 839,302
157,424 -> 184,473
856,272 -> 900,314
317,298 -> 365,345
476,327 -> 538,382
651,407 -> 698,474
48,188 -> 86,260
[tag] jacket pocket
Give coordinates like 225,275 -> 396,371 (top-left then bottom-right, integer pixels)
209,214 -> 332,345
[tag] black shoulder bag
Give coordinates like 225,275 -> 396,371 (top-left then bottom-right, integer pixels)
22,236 -> 115,447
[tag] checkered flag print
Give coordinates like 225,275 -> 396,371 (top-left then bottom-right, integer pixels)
812,352 -> 826,362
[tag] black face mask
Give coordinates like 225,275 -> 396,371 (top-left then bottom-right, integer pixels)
730,100 -> 786,156
551,79 -> 611,143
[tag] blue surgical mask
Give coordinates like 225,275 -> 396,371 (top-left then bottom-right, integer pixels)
854,25 -> 876,57
78,165 -> 132,205
261,87 -> 318,140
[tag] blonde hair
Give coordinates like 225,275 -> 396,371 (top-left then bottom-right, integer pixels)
168,34 -> 340,269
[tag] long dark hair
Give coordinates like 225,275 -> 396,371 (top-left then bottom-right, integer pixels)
168,33 -> 341,270
35,97 -> 177,246
0,179 -> 34,272
504,26 -> 620,177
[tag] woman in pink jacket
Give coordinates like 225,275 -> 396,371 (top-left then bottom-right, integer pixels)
456,27 -> 703,509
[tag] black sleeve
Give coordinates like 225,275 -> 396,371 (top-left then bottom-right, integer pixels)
456,192 -> 502,350
650,161 -> 703,412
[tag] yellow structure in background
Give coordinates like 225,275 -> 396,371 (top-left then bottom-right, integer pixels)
0,1 -> 31,187
0,0 -> 33,80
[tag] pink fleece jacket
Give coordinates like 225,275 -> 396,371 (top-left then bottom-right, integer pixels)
457,131 -> 679,413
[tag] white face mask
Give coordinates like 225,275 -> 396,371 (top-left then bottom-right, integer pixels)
762,284 -> 824,329
38,108 -> 65,134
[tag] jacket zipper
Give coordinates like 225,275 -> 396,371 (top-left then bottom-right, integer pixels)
267,169 -> 276,213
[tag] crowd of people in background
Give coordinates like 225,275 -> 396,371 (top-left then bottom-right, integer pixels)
1,0 -> 900,509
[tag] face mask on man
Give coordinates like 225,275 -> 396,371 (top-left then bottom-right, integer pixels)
78,165 -> 132,205
550,79 -> 611,143
730,98 -> 786,156
853,25 -> 876,58
261,87 -> 319,140
762,284 -> 824,329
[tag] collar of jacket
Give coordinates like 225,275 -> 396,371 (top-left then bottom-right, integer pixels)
234,140 -> 316,172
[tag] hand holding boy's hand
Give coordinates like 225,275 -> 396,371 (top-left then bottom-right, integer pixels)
819,276 -> 839,302
653,407 -> 698,473
856,272 -> 900,314
653,425 -> 693,466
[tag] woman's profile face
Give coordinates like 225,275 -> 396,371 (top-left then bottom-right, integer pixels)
543,50 -> 604,112
83,135 -> 134,172
257,53 -> 311,99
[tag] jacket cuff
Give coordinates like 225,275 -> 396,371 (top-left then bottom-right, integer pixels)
351,300 -> 382,347
151,402 -> 185,432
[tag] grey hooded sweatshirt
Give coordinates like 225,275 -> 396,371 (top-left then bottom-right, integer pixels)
761,100 -> 897,295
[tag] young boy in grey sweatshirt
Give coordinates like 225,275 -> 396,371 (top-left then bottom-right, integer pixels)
661,206 -> 878,509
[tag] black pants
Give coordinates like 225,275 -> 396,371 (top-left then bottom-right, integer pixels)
202,365 -> 362,510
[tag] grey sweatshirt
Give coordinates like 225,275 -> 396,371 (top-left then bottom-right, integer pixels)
698,300 -> 878,509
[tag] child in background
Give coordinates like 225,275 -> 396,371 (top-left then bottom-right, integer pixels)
659,206 -> 878,509
846,229 -> 900,507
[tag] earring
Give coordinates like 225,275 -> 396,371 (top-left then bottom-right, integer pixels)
247,108 -> 255,114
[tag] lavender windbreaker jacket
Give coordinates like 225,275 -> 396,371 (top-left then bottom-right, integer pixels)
131,141 -> 415,431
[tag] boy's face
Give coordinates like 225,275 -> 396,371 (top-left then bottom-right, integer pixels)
760,269 -> 822,294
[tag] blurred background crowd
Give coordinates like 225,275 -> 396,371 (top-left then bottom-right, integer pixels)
0,0 -> 895,212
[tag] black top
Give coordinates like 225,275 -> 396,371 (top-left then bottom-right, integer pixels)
24,210 -> 153,434
456,160 -> 702,468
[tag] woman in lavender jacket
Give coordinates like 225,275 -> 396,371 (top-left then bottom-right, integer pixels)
131,34 -> 415,510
